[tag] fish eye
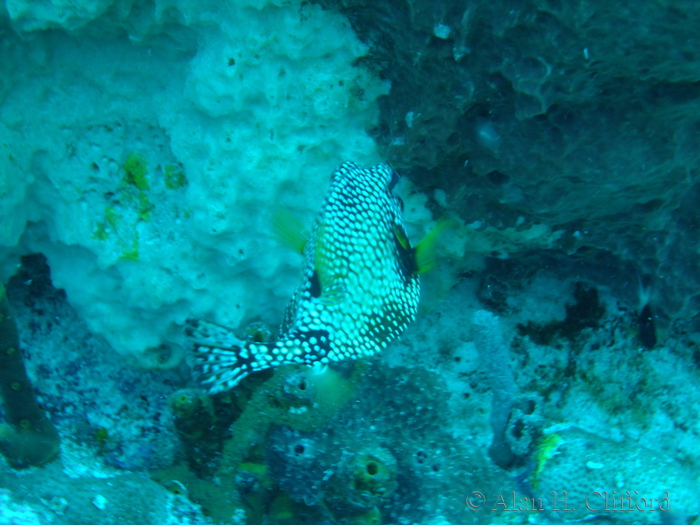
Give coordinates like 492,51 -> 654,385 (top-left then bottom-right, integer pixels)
389,170 -> 401,191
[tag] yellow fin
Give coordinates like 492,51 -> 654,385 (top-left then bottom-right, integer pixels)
394,225 -> 411,251
272,209 -> 308,254
314,221 -> 330,290
314,222 -> 334,290
415,218 -> 452,274
314,221 -> 348,305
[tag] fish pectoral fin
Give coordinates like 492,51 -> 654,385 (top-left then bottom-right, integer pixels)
313,227 -> 349,307
319,281 -> 347,306
272,209 -> 309,254
414,217 -> 453,274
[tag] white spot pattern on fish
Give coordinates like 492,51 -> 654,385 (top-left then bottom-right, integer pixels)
187,161 -> 421,393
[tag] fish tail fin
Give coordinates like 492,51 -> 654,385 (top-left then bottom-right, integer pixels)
186,319 -> 266,393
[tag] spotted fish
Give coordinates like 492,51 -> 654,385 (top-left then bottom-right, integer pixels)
188,161 -> 434,393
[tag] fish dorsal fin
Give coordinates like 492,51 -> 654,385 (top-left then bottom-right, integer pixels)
272,209 -> 308,254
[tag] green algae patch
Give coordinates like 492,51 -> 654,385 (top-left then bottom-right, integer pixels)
164,164 -> 188,190
137,191 -> 152,222
124,152 -> 149,190
93,205 -> 140,261
120,234 -> 140,261
93,206 -> 120,241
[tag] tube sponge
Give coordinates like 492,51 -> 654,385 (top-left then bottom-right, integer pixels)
326,446 -> 398,513
0,283 -> 60,468
168,388 -> 218,476
472,310 -> 516,468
